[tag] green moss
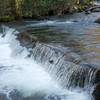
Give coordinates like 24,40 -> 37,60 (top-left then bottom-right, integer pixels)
0,16 -> 15,22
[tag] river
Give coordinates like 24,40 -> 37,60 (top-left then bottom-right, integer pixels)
0,12 -> 100,100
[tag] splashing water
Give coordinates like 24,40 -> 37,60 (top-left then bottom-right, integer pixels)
0,26 -> 91,100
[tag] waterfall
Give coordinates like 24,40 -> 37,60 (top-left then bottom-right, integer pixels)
0,26 -> 97,100
16,29 -> 100,89
25,43 -> 99,89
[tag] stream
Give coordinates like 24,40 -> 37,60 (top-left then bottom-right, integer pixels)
0,12 -> 100,100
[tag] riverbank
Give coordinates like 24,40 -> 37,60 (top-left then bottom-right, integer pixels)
0,0 -> 94,22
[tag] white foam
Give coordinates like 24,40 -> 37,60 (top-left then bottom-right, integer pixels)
0,27 -> 61,96
0,26 -> 91,100
28,20 -> 74,27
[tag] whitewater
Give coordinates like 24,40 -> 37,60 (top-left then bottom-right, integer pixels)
0,26 -> 91,100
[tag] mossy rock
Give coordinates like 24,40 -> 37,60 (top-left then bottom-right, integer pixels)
95,18 -> 100,24
0,16 -> 15,22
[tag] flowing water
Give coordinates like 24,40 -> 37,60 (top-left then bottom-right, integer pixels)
0,12 -> 100,100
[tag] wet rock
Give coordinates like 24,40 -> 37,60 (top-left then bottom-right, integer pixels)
64,52 -> 82,64
17,32 -> 37,48
92,83 -> 100,100
95,70 -> 100,84
95,17 -> 100,23
49,60 -> 54,64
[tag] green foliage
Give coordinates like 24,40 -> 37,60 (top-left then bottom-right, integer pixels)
0,0 -> 92,21
0,16 -> 15,22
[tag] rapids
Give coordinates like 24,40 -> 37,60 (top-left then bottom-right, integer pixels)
0,26 -> 92,100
